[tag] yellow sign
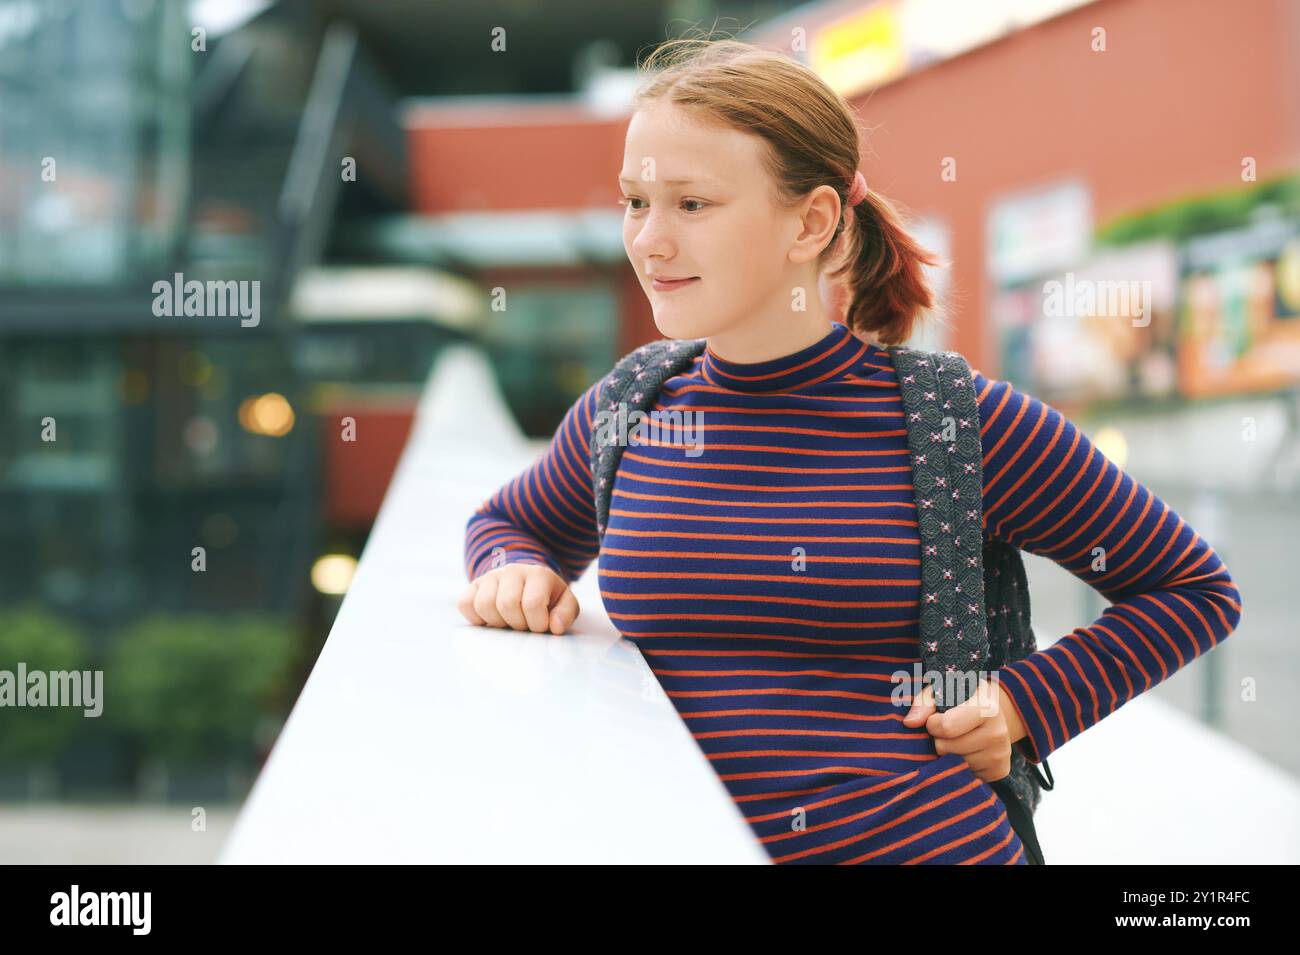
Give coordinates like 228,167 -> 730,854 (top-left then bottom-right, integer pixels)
810,2 -> 908,98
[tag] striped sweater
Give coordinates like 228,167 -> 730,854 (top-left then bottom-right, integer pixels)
463,320 -> 1244,864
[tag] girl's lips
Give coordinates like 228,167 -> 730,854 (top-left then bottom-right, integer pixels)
651,276 -> 699,291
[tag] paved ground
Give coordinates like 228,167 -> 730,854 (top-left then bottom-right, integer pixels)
0,805 -> 237,864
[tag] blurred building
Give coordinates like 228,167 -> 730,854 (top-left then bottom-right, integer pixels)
0,1 -> 446,631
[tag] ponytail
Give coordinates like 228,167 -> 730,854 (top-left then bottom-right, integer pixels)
826,186 -> 942,346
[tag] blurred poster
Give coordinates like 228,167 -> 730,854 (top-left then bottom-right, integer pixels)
1031,240 -> 1180,402
1178,214 -> 1300,398
986,180 -> 1093,392
989,284 -> 1040,388
987,179 -> 1091,286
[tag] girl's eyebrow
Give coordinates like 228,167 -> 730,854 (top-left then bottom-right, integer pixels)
618,175 -> 721,186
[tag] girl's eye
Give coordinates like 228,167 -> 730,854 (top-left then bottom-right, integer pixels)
618,197 -> 707,213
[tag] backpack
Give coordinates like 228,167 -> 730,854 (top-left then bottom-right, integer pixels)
589,337 -> 1054,864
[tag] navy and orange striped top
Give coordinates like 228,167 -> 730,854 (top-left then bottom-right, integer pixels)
464,319 -> 1243,864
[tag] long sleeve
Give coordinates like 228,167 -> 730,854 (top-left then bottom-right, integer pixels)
463,375 -> 606,584
972,370 -> 1244,765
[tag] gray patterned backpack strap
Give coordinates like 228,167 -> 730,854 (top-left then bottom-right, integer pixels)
891,345 -> 1052,864
590,337 -> 708,544
886,345 -> 988,711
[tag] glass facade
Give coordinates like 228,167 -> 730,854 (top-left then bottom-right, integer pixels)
0,335 -> 314,622
0,0 -> 190,287
485,280 -> 619,436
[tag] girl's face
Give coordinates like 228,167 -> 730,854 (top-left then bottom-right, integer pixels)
619,101 -> 820,342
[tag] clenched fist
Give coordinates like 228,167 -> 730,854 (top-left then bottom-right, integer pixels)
457,563 -> 581,635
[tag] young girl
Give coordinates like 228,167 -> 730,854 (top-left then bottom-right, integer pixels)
458,38 -> 1243,864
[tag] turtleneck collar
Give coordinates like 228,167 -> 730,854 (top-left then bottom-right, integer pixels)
701,321 -> 873,393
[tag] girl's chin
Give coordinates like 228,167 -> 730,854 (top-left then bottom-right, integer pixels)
652,308 -> 712,340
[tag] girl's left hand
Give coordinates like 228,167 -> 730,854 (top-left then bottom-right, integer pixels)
902,677 -> 1025,784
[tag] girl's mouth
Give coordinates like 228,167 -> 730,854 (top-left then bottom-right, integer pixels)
651,276 -> 700,292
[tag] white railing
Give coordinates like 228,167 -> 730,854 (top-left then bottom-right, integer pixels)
220,345 -> 769,863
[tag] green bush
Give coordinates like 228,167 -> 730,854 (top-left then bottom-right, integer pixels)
1095,174 -> 1300,246
0,605 -> 92,764
108,613 -> 295,767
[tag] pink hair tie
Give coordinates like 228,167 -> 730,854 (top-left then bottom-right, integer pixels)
845,169 -> 868,207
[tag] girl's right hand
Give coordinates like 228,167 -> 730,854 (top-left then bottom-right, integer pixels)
457,563 -> 581,635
